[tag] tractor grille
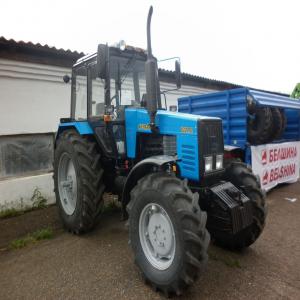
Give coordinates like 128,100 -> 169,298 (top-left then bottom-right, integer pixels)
162,135 -> 177,156
198,119 -> 224,176
138,134 -> 177,158
181,144 -> 196,172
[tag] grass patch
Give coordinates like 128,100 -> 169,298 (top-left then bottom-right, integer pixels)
31,228 -> 54,240
209,248 -> 241,268
31,188 -> 47,209
10,236 -> 35,249
0,208 -> 25,219
0,188 -> 48,220
9,228 -> 53,250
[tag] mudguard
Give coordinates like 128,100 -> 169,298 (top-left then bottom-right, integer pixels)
224,145 -> 245,161
122,155 -> 177,212
55,121 -> 93,147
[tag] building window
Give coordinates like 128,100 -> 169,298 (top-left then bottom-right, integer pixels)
0,134 -> 54,179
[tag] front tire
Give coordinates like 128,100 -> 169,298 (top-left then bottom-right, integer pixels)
54,130 -> 105,234
127,172 -> 209,296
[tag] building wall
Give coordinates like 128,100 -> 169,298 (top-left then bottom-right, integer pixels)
0,58 -> 216,211
0,59 -> 71,135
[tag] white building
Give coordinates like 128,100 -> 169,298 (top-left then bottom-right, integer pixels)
0,37 -> 238,211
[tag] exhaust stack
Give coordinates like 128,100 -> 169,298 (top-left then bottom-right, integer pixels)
145,6 -> 161,131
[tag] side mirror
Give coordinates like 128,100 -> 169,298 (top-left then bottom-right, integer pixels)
169,105 -> 177,112
97,44 -> 108,79
175,60 -> 182,89
63,75 -> 71,83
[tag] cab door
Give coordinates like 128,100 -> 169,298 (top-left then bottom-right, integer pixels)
86,60 -> 125,159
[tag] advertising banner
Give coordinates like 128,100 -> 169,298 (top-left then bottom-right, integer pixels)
251,142 -> 300,191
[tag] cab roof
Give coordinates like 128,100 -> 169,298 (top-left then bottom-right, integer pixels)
74,45 -> 147,68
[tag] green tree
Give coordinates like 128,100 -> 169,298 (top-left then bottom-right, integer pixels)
291,83 -> 300,99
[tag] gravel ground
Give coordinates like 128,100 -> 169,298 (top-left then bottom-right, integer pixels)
0,183 -> 299,300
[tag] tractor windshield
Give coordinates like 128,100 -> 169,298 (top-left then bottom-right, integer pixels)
109,53 -> 146,107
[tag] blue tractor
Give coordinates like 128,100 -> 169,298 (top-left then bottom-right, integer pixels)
54,7 -> 267,296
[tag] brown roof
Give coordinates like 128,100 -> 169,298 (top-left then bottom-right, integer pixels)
0,36 -> 84,67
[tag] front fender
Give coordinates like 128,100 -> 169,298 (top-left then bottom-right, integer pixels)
224,145 -> 245,161
122,155 -> 177,208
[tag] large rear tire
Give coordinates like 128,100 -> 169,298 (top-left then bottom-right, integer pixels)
247,107 -> 273,145
278,109 -> 287,139
54,130 -> 105,234
127,172 -> 209,296
213,162 -> 267,250
269,108 -> 283,141
269,108 -> 286,141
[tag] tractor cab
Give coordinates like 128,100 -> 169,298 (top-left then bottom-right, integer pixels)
64,43 -> 181,161
70,46 -> 147,121
67,46 -> 147,159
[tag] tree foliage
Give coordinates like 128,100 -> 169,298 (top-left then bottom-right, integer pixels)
291,83 -> 300,99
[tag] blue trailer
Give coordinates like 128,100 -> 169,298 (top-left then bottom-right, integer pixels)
178,88 -> 300,190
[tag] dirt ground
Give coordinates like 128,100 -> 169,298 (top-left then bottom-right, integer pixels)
0,183 -> 299,300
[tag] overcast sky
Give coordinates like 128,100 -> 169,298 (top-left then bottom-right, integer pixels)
1,0 -> 299,93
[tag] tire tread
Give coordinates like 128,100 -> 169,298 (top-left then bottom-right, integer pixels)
128,172 -> 209,296
54,130 -> 105,234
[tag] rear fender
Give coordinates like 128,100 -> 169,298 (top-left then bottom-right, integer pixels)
55,121 -> 93,147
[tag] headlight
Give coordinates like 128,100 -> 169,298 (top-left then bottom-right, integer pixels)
204,156 -> 213,172
216,154 -> 223,169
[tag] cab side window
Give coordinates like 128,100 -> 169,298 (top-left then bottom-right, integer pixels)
74,66 -> 87,120
89,62 -> 105,117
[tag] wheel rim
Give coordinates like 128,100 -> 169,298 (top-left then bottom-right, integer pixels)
57,152 -> 78,215
139,203 -> 176,270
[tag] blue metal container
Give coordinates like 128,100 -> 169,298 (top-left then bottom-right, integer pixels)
178,88 -> 300,164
